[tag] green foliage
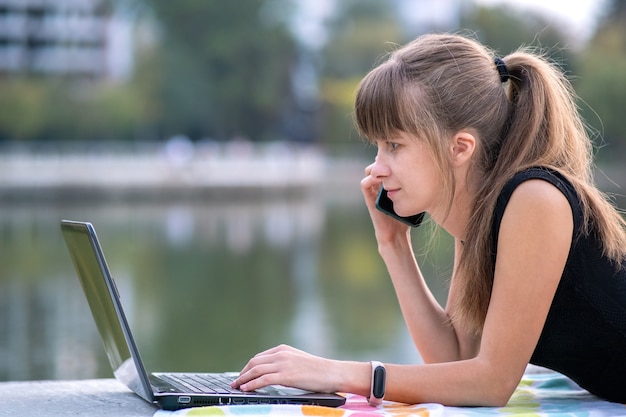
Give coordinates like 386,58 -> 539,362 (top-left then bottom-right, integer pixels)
323,0 -> 407,78
0,78 -> 141,141
460,5 -> 576,74
144,0 -> 297,141
0,80 -> 47,140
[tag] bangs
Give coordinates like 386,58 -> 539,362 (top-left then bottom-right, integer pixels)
354,59 -> 432,144
354,61 -> 409,142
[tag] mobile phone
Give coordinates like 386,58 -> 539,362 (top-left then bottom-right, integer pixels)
375,186 -> 425,227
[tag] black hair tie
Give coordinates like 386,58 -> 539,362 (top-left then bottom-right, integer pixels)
494,57 -> 510,83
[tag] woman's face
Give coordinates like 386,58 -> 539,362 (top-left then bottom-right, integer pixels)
370,131 -> 442,217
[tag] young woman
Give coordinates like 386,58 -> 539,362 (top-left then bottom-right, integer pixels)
231,33 -> 626,406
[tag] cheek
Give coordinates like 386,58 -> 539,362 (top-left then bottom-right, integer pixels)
402,166 -> 441,213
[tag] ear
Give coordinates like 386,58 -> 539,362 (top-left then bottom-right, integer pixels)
449,130 -> 476,167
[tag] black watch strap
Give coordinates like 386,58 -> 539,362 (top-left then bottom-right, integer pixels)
368,361 -> 386,406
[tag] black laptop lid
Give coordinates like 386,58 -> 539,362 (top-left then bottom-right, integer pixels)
61,220 -> 155,404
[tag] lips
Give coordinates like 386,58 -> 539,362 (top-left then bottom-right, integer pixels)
385,188 -> 399,199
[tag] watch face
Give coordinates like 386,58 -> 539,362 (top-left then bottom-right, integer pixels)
372,366 -> 386,398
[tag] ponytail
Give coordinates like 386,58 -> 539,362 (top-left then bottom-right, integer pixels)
456,48 -> 626,334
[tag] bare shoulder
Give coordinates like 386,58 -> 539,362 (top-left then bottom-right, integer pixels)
507,178 -> 572,218
499,178 -> 573,247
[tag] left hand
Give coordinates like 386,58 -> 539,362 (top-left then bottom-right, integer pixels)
230,344 -> 341,393
361,162 -> 412,246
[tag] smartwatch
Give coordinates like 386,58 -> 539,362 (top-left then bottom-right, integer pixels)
368,361 -> 386,406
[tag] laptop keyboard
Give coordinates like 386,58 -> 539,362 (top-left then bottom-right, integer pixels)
159,373 -> 242,394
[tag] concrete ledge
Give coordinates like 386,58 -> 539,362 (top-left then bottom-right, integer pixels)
1,379 -> 156,416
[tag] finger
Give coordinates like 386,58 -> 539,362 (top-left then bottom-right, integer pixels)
360,173 -> 380,191
233,362 -> 281,391
238,372 -> 280,392
361,178 -> 381,207
232,347 -> 291,387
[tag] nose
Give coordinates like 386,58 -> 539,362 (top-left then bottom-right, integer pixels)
370,152 -> 390,180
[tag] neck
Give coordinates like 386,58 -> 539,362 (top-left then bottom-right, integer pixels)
432,167 -> 476,242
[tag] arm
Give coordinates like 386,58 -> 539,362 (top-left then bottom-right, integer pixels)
377,232 -> 476,363
361,165 -> 470,363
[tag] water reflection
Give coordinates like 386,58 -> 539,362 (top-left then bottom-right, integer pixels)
0,192 -> 452,382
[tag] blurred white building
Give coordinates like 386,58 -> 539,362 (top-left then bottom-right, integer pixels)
0,0 -> 131,80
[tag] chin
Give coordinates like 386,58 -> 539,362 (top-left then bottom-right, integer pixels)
395,208 -> 415,217
396,205 -> 421,217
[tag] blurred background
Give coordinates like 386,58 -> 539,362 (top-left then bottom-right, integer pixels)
1,0 -> 625,382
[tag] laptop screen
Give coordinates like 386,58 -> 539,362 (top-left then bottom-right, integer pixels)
61,220 -> 154,403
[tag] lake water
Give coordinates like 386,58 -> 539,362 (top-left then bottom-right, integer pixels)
0,190 -> 453,382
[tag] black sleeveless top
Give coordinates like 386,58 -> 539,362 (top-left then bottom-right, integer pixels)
491,167 -> 626,403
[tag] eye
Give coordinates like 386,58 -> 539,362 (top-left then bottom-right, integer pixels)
375,139 -> 400,152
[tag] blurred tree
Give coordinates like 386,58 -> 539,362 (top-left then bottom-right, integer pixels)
460,5 -> 576,74
0,78 -> 141,142
575,0 -> 626,161
0,80 -> 48,141
322,0 -> 407,78
142,0 -> 298,142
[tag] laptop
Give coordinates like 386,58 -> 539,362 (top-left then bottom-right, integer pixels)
60,220 -> 346,410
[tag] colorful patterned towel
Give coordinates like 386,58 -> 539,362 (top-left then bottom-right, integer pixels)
154,372 -> 626,417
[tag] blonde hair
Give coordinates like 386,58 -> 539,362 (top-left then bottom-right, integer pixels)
354,33 -> 626,334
